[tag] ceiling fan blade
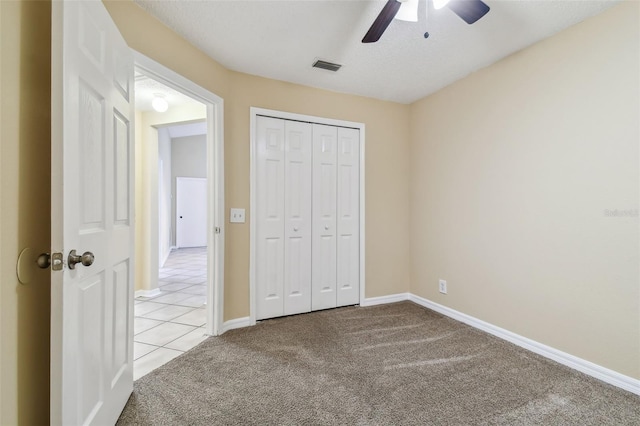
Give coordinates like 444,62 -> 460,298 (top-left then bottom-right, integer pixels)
447,0 -> 490,25
362,0 -> 402,43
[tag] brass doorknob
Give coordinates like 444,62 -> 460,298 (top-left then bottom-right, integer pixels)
68,250 -> 95,269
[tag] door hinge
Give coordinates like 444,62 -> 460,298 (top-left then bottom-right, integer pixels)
215,227 -> 221,234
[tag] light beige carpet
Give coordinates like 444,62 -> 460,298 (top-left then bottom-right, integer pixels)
118,301 -> 639,425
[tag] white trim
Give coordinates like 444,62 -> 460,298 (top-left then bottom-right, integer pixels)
134,51 -> 225,337
252,108 -> 364,129
249,107 -> 366,326
134,289 -> 162,299
249,111 -> 257,326
408,294 -> 640,396
221,317 -> 251,334
359,125 -> 366,307
360,293 -> 409,307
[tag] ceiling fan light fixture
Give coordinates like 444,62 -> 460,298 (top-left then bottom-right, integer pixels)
395,0 -> 419,22
151,94 -> 169,112
362,0 -> 490,43
433,0 -> 451,10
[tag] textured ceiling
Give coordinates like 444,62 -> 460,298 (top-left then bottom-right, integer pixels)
134,0 -> 620,104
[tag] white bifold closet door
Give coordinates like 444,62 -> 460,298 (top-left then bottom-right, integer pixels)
311,124 -> 337,310
256,116 -> 359,320
335,126 -> 360,306
256,117 -> 312,320
311,124 -> 360,310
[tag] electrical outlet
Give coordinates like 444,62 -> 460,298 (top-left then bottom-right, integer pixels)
439,279 -> 447,294
230,208 -> 245,223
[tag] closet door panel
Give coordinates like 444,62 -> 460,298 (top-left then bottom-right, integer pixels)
256,116 -> 285,320
337,128 -> 360,306
312,124 -> 338,310
283,120 -> 312,315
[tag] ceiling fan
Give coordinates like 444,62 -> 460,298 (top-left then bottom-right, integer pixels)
362,0 -> 490,43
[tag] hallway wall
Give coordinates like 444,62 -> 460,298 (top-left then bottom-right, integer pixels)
171,134 -> 207,247
134,105 -> 206,292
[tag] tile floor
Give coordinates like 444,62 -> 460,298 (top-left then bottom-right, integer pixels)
133,247 -> 208,380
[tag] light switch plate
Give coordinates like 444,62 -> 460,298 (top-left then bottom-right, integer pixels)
230,208 -> 245,223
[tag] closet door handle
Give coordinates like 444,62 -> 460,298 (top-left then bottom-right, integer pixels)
324,225 -> 329,231
293,227 -> 299,232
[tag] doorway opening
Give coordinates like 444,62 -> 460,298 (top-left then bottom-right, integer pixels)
131,52 -> 224,379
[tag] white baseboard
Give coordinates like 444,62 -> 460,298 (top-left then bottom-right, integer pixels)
408,293 -> 640,396
134,288 -> 162,298
221,316 -> 251,334
360,293 -> 410,307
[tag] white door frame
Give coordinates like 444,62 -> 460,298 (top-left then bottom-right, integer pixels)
135,52 -> 225,336
249,107 -> 366,325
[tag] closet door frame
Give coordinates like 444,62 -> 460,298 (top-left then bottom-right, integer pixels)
249,107 -> 365,326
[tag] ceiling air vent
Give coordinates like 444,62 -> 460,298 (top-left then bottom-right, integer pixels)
312,59 -> 342,72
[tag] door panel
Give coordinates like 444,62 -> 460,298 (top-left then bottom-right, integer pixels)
312,124 -> 338,310
337,128 -> 360,306
264,238 -> 283,300
283,120 -> 312,315
114,111 -> 131,226
77,273 -> 105,423
51,1 -> 134,424
256,117 -> 286,319
110,260 -> 130,386
79,82 -> 106,230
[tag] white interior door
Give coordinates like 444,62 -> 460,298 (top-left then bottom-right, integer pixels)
312,124 -> 338,310
283,120 -> 312,315
256,116 -> 286,320
176,177 -> 208,247
51,1 -> 134,425
337,128 -> 360,306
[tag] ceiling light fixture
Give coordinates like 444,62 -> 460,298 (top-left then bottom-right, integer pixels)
151,94 -> 168,112
396,0 -> 451,23
395,0 -> 419,22
433,0 -> 451,10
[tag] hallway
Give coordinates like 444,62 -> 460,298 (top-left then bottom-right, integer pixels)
133,247 -> 208,380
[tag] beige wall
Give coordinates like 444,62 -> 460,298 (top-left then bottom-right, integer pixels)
1,0 -> 3,412
0,1 -> 51,424
409,2 -> 639,379
104,1 -> 413,320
